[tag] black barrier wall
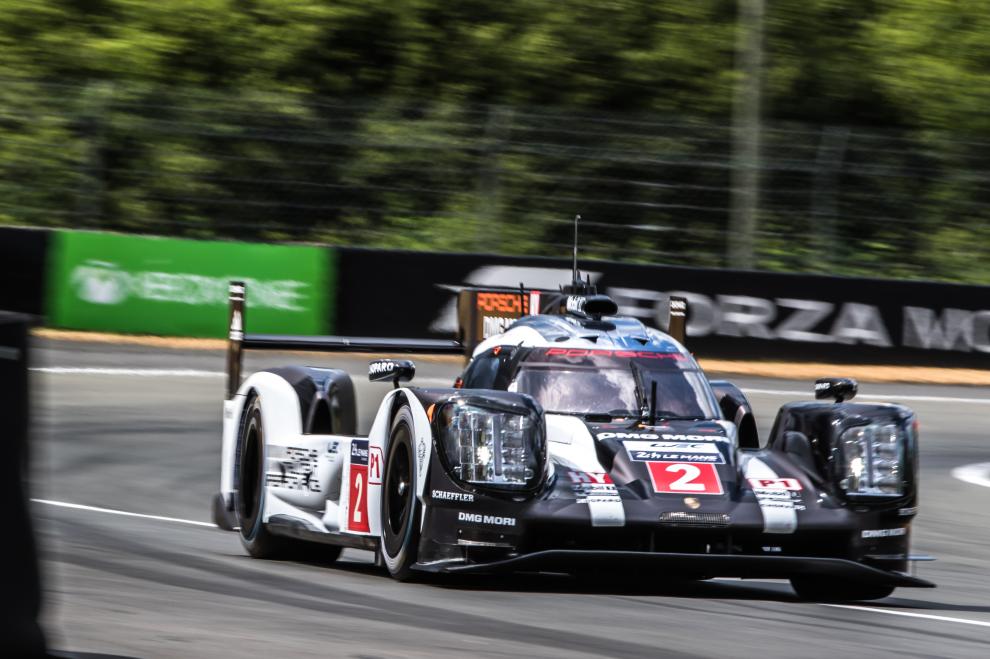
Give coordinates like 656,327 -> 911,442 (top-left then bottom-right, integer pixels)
338,247 -> 990,367
0,312 -> 46,655
0,227 -> 49,317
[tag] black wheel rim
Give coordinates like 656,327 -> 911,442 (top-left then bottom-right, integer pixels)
383,425 -> 413,555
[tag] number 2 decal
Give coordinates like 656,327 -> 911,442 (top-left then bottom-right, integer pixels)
666,464 -> 705,491
352,473 -> 364,524
348,462 -> 370,532
646,462 -> 723,495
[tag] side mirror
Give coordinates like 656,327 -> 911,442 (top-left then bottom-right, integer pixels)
369,359 -> 416,388
814,377 -> 858,403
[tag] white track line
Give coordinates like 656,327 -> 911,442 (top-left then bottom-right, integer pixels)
742,388 -> 990,405
822,604 -> 990,629
31,367 -> 223,377
951,462 -> 990,489
31,498 -> 217,528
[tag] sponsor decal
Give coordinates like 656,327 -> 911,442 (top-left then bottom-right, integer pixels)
545,347 -> 684,360
568,471 -> 613,485
430,265 -> 582,333
368,446 -> 384,485
684,497 -> 701,510
432,489 -> 475,502
368,360 -> 396,375
350,440 -> 369,466
474,292 -> 540,339
862,528 -> 907,539
598,432 -> 661,440
623,440 -> 725,465
602,433 -> 724,441
458,512 -> 516,526
898,506 -> 918,516
347,440 -> 370,533
483,316 -> 514,338
744,456 -> 799,534
566,472 -> 625,526
71,259 -> 308,311
748,478 -> 802,491
645,462 -> 723,495
477,292 -> 529,315
267,446 -> 321,492
762,546 -> 783,553
417,438 -> 427,467
749,488 -> 806,511
326,440 -> 340,455
568,471 -> 622,503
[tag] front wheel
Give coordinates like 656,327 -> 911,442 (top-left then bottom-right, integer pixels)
379,406 -> 422,581
790,577 -> 895,602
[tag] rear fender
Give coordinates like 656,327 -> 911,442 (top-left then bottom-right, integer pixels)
220,372 -> 302,501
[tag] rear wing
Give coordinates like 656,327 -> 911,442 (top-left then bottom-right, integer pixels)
226,282 -> 463,398
225,282 -> 688,399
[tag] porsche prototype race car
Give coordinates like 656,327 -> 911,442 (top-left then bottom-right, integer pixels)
212,279 -> 933,600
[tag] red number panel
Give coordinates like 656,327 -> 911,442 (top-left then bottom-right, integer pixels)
646,462 -> 723,495
348,463 -> 370,532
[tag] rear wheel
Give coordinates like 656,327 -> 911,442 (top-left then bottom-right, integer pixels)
380,406 -> 421,581
237,394 -> 341,562
790,577 -> 895,602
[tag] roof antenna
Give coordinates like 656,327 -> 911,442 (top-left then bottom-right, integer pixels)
572,213 -> 581,288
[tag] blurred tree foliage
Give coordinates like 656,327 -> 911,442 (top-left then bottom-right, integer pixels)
1,0 -> 988,281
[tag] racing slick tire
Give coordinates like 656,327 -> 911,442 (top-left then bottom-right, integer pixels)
380,406 -> 422,581
236,394 -> 342,563
790,577 -> 895,602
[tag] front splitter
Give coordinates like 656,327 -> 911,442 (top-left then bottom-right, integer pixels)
412,549 -> 935,588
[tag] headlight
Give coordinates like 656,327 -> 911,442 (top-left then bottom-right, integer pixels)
437,402 -> 545,490
838,422 -> 906,497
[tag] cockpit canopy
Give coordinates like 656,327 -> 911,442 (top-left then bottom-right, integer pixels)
460,347 -> 720,421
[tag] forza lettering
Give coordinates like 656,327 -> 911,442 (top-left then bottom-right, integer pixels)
458,512 -> 516,526
607,289 -> 893,347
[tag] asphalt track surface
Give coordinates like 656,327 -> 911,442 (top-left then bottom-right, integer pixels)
28,338 -> 990,658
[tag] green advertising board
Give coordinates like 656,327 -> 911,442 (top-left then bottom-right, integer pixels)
47,231 -> 334,337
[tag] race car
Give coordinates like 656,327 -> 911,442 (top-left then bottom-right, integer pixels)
211,279 -> 933,601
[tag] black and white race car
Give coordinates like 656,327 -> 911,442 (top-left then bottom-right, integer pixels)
212,279 -> 933,601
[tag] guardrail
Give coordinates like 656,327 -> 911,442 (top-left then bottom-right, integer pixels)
3,226 -> 990,366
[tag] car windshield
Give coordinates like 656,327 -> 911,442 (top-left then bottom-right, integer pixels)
509,355 -> 718,419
